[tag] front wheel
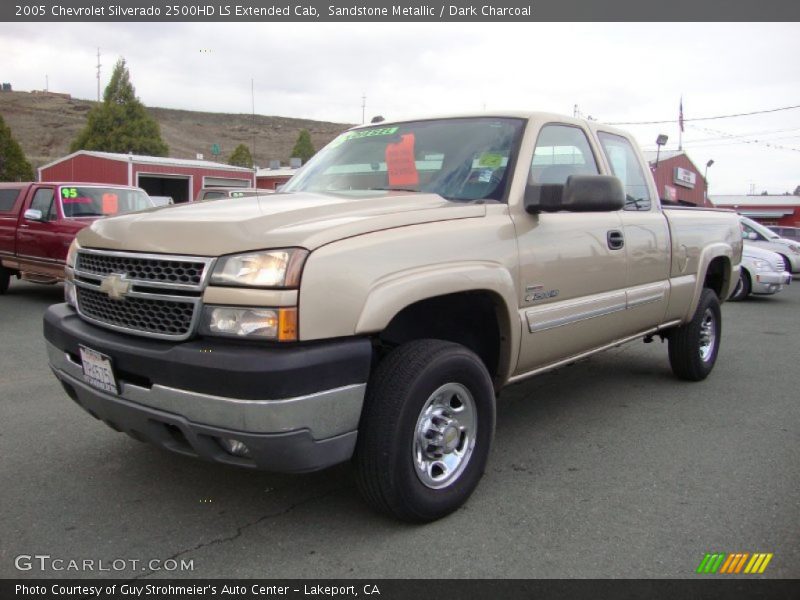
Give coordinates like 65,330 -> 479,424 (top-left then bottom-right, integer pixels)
354,339 -> 495,522
668,288 -> 721,381
729,271 -> 751,302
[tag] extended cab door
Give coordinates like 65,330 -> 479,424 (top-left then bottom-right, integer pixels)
513,123 -> 628,373
15,185 -> 72,277
595,130 -> 670,334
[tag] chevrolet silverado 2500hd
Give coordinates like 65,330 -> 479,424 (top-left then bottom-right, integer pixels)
44,113 -> 742,522
0,182 -> 152,293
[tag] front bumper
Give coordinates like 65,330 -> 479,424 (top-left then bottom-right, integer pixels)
44,304 -> 373,472
752,270 -> 792,295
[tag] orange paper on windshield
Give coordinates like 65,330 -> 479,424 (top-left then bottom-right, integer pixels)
385,134 -> 419,187
101,193 -> 119,215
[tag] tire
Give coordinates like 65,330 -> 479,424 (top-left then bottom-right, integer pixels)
668,288 -> 721,381
0,266 -> 10,295
729,271 -> 751,302
354,339 -> 495,522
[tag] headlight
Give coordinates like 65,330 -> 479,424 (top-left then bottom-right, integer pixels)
199,306 -> 298,341
752,259 -> 770,271
788,244 -> 800,254
210,249 -> 308,288
66,239 -> 80,268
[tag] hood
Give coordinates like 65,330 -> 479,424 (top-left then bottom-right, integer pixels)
76,191 -> 486,256
742,243 -> 784,262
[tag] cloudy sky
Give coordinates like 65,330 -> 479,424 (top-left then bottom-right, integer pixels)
2,22 -> 799,194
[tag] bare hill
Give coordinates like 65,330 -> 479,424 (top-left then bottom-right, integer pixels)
0,90 -> 350,169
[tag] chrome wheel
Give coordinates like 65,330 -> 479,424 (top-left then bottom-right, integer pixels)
413,382 -> 477,489
698,308 -> 716,362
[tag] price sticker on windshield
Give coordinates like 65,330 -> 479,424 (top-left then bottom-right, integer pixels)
386,133 -> 419,187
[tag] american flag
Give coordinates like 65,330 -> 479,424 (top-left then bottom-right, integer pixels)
679,97 -> 684,132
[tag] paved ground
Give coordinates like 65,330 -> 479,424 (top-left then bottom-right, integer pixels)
1,280 -> 798,579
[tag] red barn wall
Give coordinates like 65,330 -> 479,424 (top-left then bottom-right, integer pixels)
40,155 -> 128,184
651,155 -> 706,206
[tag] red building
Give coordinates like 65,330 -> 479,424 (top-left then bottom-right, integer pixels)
644,150 -> 708,206
38,151 -> 255,203
708,195 -> 800,227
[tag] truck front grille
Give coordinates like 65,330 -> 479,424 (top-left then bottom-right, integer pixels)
77,287 -> 196,337
73,250 -> 213,341
76,253 -> 206,286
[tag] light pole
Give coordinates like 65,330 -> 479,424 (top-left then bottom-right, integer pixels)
654,134 -> 669,171
704,159 -> 714,206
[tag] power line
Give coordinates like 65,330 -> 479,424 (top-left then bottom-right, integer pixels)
606,103 -> 800,126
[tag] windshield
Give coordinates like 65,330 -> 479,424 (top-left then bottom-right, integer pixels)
283,117 -> 525,202
741,216 -> 780,240
59,186 -> 153,218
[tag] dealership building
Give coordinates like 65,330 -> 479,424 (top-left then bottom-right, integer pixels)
643,150 -> 709,206
708,195 -> 800,227
38,150 -> 255,203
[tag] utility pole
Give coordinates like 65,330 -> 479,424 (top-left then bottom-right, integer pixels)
45,74 -> 48,92
96,48 -> 101,102
361,93 -> 366,124
251,78 -> 256,167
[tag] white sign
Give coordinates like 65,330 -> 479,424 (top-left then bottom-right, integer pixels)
674,167 -> 696,189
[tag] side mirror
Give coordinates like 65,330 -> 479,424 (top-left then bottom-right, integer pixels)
747,232 -> 758,240
524,175 -> 625,214
24,208 -> 44,222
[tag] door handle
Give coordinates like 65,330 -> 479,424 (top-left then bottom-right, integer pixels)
607,230 -> 624,250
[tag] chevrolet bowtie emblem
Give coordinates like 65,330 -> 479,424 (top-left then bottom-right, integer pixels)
99,273 -> 131,300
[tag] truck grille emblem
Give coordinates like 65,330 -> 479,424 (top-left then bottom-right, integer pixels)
99,273 -> 132,300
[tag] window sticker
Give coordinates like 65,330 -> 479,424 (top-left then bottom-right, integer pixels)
385,134 -> 419,187
60,187 -> 92,204
329,126 -> 399,148
101,193 -> 119,215
478,153 -> 504,168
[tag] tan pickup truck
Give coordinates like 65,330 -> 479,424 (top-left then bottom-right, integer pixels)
44,112 -> 742,522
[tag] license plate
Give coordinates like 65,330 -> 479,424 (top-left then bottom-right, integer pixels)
79,345 -> 118,394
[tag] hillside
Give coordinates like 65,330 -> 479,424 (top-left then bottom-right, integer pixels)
0,90 -> 350,169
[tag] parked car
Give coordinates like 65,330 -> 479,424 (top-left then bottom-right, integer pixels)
730,245 -> 791,301
739,216 -> 800,273
195,187 -> 273,202
0,182 -> 153,293
769,225 -> 800,242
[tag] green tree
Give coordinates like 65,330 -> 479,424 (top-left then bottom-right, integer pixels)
70,58 -> 168,156
228,144 -> 254,168
290,129 -> 316,164
0,114 -> 34,181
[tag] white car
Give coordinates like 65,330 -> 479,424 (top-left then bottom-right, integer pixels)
740,216 -> 800,273
730,244 -> 791,301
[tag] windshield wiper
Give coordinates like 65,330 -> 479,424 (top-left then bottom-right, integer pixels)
368,187 -> 420,193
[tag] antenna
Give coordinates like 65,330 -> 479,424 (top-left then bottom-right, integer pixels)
361,93 -> 366,124
96,48 -> 101,102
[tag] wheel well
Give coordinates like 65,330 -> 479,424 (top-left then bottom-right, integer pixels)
377,291 -> 509,386
703,256 -> 729,297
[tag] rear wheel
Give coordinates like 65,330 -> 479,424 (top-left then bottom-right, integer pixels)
668,288 -> 721,381
0,266 -> 10,295
354,339 -> 495,522
729,270 -> 751,301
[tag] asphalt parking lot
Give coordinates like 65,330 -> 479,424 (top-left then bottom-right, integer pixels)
1,280 -> 798,579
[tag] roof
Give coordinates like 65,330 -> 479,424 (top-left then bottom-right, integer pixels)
39,150 -> 255,173
256,167 -> 299,177
709,195 -> 800,207
642,150 -> 685,164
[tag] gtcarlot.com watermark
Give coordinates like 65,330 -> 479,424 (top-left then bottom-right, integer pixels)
15,554 -> 194,572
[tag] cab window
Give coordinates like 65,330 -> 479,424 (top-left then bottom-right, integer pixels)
597,132 -> 653,211
0,188 -> 21,212
529,124 -> 599,184
29,188 -> 56,220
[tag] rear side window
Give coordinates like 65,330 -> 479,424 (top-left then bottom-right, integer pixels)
597,132 -> 653,211
529,124 -> 600,184
29,188 -> 56,220
0,188 -> 21,212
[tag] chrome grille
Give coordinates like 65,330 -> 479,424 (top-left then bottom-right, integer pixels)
76,253 -> 206,286
77,287 -> 196,337
73,250 -> 213,340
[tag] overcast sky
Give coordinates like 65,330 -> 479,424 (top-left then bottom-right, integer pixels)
2,22 -> 799,194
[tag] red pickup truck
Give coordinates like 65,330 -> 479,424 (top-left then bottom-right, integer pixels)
0,182 -> 153,293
